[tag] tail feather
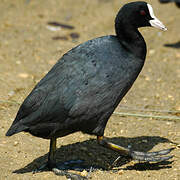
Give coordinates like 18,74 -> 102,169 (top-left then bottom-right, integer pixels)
6,122 -> 28,136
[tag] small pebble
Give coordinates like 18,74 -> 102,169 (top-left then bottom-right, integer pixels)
156,78 -> 161,82
118,170 -> 124,175
145,76 -> 150,81
52,36 -> 68,41
168,95 -> 174,101
46,25 -> 61,32
70,32 -> 80,39
175,106 -> 180,111
18,73 -> 29,78
16,60 -> 21,64
149,49 -> 155,55
14,141 -> 19,146
80,170 -> 88,177
155,93 -> 160,99
8,90 -> 15,96
176,53 -> 180,58
143,98 -> 148,101
166,122 -> 172,125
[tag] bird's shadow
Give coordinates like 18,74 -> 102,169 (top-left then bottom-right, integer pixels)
13,136 -> 174,174
164,41 -> 180,49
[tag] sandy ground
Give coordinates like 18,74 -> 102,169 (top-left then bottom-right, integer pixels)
0,0 -> 180,179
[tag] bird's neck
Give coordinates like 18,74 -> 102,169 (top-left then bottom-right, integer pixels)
115,22 -> 147,61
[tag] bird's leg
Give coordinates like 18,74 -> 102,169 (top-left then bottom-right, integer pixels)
97,136 -> 130,155
97,136 -> 174,165
33,137 -> 57,173
33,138 -> 92,179
48,137 -> 57,169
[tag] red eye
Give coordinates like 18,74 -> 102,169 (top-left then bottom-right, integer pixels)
140,10 -> 146,16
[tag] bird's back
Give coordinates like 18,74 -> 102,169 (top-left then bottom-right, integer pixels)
6,35 -> 145,138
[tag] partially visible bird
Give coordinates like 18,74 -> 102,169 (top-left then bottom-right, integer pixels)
159,0 -> 180,8
6,1 -> 173,173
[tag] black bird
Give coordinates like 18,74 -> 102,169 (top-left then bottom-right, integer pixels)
159,0 -> 180,8
6,1 -> 173,172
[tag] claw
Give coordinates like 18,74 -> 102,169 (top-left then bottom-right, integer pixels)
130,148 -> 174,162
53,168 -> 89,180
146,155 -> 174,162
147,148 -> 175,156
131,152 -> 174,162
131,148 -> 174,157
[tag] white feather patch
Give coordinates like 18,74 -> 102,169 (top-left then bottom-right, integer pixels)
147,4 -> 156,19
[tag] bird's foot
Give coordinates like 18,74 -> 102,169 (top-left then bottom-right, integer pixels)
97,136 -> 174,166
53,166 -> 93,180
128,147 -> 174,162
111,147 -> 174,167
33,159 -> 94,179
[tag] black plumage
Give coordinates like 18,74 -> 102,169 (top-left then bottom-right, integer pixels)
6,1 -> 174,172
7,36 -> 145,138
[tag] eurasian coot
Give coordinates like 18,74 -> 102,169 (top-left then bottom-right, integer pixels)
6,1 -> 173,172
